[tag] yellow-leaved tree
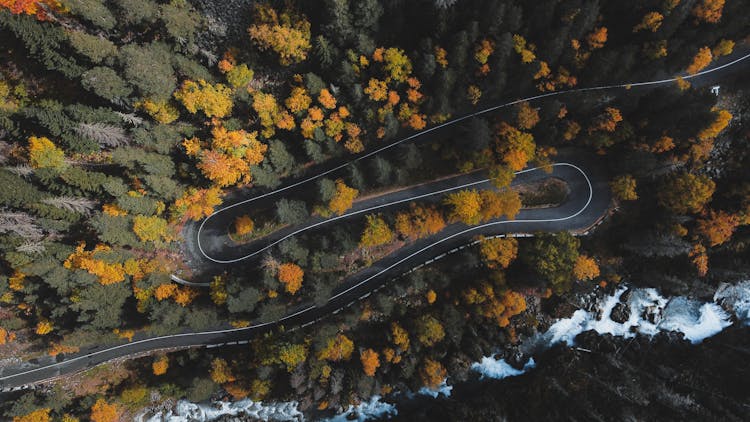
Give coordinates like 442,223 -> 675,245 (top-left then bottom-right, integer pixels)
359,214 -> 394,247
28,136 -> 66,170
247,3 -> 311,66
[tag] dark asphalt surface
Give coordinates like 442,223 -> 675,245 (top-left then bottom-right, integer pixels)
0,151 -> 608,390
2,49 -> 748,389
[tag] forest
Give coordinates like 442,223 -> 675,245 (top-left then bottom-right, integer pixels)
0,0 -> 748,420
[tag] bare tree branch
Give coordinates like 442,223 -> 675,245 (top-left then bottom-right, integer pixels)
0,211 -> 44,240
115,112 -> 144,126
75,123 -> 130,148
42,196 -> 97,215
5,165 -> 33,177
16,241 -> 45,255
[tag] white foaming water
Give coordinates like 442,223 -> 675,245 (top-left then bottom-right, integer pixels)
154,282 -> 750,421
540,286 -> 735,345
322,395 -> 397,422
714,280 -> 750,324
142,399 -> 303,421
471,357 -> 536,380
417,379 -> 453,398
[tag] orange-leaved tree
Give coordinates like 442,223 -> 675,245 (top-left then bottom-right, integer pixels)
588,107 -> 622,133
172,188 -> 223,221
573,255 -> 600,280
444,189 -> 482,225
285,86 -> 312,114
247,3 -> 311,65
90,399 -> 120,422
277,262 -> 304,294
210,357 -> 235,384
587,27 -> 608,49
512,34 -> 535,63
1,0 -> 60,20
391,322 -> 410,352
516,102 -> 540,130
328,179 -> 359,215
697,109 -> 731,142
633,12 -> 663,32
479,236 -> 518,269
496,122 -> 536,171
420,358 -> 447,390
479,189 -> 522,222
697,210 -> 740,247
318,333 -> 354,361
364,78 -> 388,101
394,204 -> 445,240
152,355 -> 169,375
318,88 -> 337,109
234,215 -> 255,236
686,47 -> 712,75
13,408 -> 51,422
692,0 -> 725,23
360,348 -> 380,376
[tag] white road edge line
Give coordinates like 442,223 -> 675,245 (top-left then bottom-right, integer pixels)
4,53 -> 748,384
194,52 -> 750,263
0,163 -> 588,383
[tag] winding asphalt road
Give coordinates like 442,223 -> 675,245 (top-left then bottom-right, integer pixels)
1,51 -> 748,390
0,154 -> 606,391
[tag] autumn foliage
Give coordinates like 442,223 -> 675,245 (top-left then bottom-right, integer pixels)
697,210 -> 740,247
479,236 -> 518,269
512,34 -> 536,63
13,409 -> 51,422
1,0 -> 60,20
394,204 -> 446,240
247,3 -> 311,65
234,215 -> 255,236
194,126 -> 268,187
478,189 -> 522,222
391,322 -> 410,352
174,80 -> 233,118
277,262 -> 304,294
210,358 -> 236,384
90,399 -> 120,422
690,244 -> 709,276
692,0 -> 725,23
496,122 -> 536,171
152,355 -> 169,375
64,243 -> 126,285
588,107 -> 623,133
658,173 -> 715,214
420,358 -> 447,390
360,348 -> 380,376
444,189 -> 483,225
318,333 -> 354,361
516,102 -> 540,130
173,187 -> 223,221
328,179 -> 359,215
697,109 -> 731,141
359,214 -> 394,248
587,27 -> 608,49
686,47 -> 713,75
573,255 -> 600,280
28,136 -> 66,170
611,175 -> 638,201
633,12 -> 663,32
